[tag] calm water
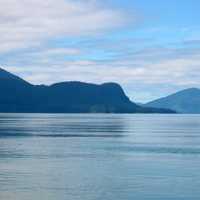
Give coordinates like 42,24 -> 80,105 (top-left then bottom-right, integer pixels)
0,114 -> 200,200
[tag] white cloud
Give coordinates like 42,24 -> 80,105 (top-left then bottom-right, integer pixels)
6,51 -> 200,86
1,0 -> 200,102
4,44 -> 200,102
0,0 -> 125,53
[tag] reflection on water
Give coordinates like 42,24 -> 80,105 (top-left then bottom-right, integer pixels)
0,114 -> 200,200
0,114 -> 127,137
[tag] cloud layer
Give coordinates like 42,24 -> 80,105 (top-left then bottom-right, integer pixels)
0,0 -> 125,52
1,0 -> 200,102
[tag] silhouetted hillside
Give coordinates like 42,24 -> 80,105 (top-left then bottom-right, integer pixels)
0,68 -> 175,113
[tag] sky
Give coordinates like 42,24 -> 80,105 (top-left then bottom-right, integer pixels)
0,0 -> 200,102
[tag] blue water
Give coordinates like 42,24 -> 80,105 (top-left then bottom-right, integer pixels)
0,114 -> 200,200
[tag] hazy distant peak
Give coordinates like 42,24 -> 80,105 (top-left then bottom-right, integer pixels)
179,88 -> 200,93
145,87 -> 200,113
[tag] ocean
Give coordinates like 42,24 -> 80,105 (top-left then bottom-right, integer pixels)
0,114 -> 199,200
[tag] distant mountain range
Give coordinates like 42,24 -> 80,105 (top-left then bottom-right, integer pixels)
145,88 -> 200,113
0,67 -> 174,113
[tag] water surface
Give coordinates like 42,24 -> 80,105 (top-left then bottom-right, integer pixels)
0,114 -> 200,200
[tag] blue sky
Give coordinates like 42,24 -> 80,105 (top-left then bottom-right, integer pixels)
1,0 -> 200,102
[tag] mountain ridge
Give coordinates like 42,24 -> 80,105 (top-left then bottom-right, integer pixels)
0,67 -> 175,113
145,88 -> 200,113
